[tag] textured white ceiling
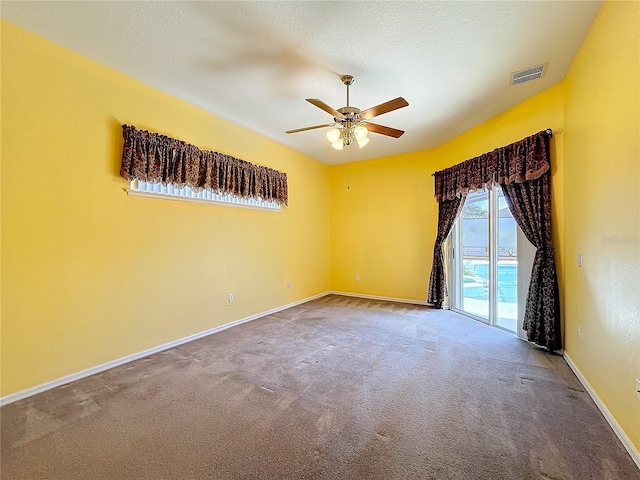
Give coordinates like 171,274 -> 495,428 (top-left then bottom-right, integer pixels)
2,1 -> 601,165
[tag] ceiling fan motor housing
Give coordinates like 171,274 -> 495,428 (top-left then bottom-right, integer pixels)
336,106 -> 361,124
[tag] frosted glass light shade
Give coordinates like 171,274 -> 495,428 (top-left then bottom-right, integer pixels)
354,125 -> 368,141
331,141 -> 344,150
326,128 -> 342,143
357,137 -> 370,148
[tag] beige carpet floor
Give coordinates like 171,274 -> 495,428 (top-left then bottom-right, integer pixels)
2,294 -> 639,479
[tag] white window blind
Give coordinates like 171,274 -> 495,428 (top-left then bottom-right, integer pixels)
127,179 -> 281,211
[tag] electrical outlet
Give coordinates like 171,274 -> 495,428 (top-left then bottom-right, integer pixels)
636,379 -> 640,401
577,252 -> 583,268
355,274 -> 360,281
577,324 -> 583,340
287,281 -> 291,289
228,293 -> 234,303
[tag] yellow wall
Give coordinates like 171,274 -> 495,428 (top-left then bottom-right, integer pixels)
1,22 -> 330,396
563,1 -> 640,451
330,150 -> 439,299
330,84 -> 565,305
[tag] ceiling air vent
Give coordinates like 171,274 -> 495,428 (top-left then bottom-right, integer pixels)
511,63 -> 548,86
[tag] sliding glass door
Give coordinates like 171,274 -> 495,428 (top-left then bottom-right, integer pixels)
450,187 -> 533,336
456,190 -> 490,320
495,188 -> 518,331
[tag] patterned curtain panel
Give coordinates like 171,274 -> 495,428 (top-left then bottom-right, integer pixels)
119,125 -> 288,206
501,173 -> 561,351
427,195 -> 466,308
430,129 -> 561,351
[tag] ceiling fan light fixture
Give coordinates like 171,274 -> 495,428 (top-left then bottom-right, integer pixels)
357,136 -> 370,149
354,125 -> 368,141
326,128 -> 342,143
331,140 -> 344,150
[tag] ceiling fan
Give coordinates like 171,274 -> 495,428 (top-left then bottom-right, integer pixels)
285,75 -> 409,150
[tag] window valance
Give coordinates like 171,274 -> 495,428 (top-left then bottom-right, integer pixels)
120,125 -> 288,206
433,130 -> 551,202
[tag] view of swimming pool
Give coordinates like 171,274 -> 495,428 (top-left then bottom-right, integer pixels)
463,263 -> 517,304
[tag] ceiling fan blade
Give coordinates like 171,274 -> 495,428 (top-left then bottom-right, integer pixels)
365,122 -> 405,138
306,99 -> 345,119
285,123 -> 334,134
359,97 -> 409,120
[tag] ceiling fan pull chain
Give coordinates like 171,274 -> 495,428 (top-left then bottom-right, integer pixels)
347,143 -> 351,190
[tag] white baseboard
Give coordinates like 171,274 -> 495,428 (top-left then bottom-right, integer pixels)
329,290 -> 431,306
563,352 -> 640,470
0,291 -> 330,407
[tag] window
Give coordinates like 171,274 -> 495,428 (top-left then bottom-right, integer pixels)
127,179 -> 281,211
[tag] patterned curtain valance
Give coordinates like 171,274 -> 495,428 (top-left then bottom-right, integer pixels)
120,125 -> 288,206
433,130 -> 551,202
